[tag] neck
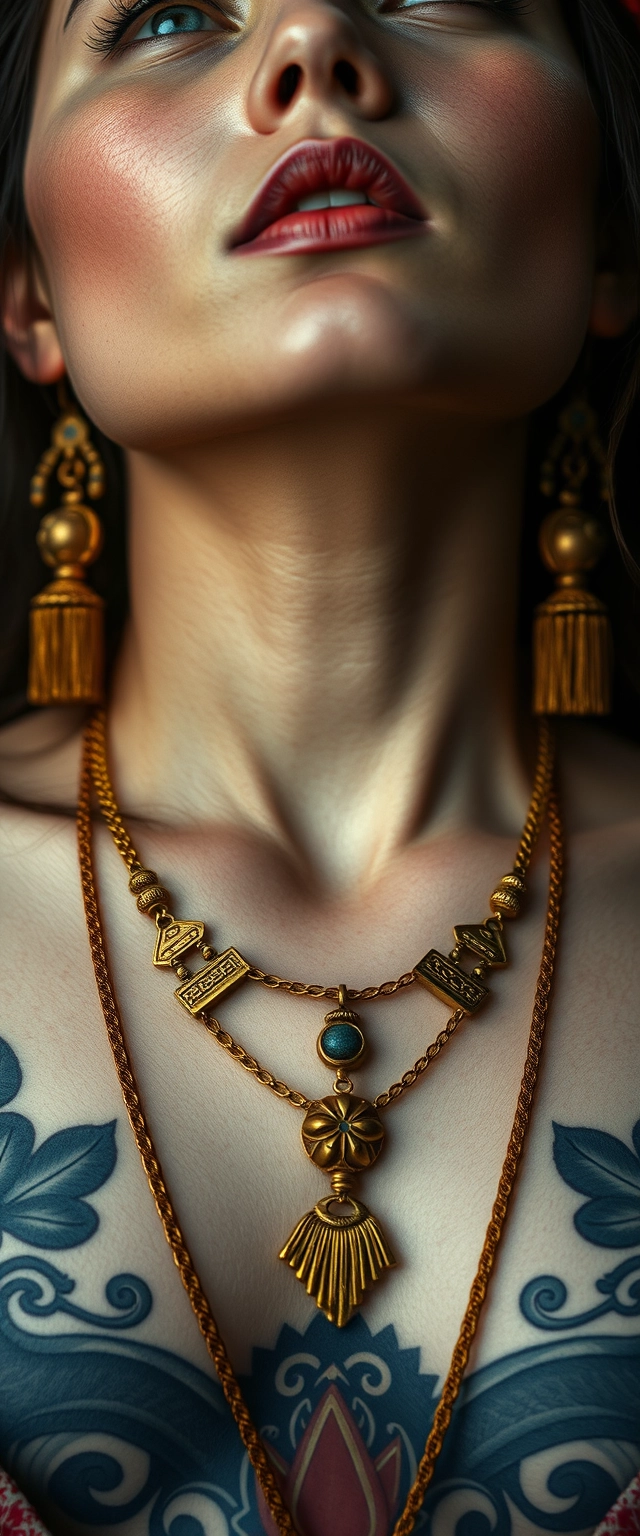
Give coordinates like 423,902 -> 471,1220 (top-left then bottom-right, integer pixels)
110,400 -> 531,890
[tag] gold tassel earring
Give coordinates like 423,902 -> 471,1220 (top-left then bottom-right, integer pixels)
28,389 -> 106,706
533,396 -> 611,716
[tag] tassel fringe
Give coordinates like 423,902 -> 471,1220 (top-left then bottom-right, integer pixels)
533,587 -> 611,716
279,1195 -> 396,1327
28,580 -> 104,706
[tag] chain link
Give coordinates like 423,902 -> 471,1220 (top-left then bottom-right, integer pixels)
245,966 -> 416,1000
374,1009 -> 465,1109
198,1015 -> 312,1109
89,713 -> 141,872
512,717 -> 554,878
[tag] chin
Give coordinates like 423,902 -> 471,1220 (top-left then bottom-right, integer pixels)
269,269 -> 434,399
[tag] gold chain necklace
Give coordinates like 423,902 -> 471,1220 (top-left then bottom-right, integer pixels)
78,711 -> 562,1536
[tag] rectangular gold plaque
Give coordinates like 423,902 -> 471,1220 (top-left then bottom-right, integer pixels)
174,947 -> 249,1015
414,950 -> 489,1014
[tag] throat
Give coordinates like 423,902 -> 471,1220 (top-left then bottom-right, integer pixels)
108,404 -> 528,890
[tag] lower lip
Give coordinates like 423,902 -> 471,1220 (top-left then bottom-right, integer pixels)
234,204 -> 427,256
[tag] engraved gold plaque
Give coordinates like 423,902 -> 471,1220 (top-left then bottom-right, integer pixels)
174,947 -> 249,1015
414,950 -> 489,1013
452,920 -> 507,967
153,919 -> 205,968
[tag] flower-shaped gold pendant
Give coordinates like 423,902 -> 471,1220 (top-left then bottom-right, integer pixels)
301,1093 -> 385,1174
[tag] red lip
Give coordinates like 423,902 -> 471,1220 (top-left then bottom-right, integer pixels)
231,137 -> 428,256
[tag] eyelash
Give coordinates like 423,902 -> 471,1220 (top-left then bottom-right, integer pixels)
88,0 -> 528,57
88,0 -> 227,54
386,0 -> 530,18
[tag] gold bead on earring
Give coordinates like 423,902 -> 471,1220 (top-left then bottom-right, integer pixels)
533,396 -> 611,716
28,394 -> 106,706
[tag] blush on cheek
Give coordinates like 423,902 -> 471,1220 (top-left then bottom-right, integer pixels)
25,87 -> 213,326
435,45 -> 598,251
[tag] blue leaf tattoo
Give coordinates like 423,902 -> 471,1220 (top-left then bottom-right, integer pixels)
575,1195 -> 640,1247
0,1039 -> 22,1110
0,1121 -> 117,1250
0,1115 -> 35,1199
7,1122 -> 118,1204
552,1118 -> 640,1249
0,1035 -> 117,1252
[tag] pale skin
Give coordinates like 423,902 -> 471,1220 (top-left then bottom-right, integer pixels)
0,0 -> 639,1524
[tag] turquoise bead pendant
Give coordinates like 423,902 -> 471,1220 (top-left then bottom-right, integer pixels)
317,985 -> 366,1070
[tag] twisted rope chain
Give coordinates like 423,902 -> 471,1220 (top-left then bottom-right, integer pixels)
79,718 -> 562,1535
77,747 -> 298,1536
393,784 -> 563,1533
88,710 -> 553,1000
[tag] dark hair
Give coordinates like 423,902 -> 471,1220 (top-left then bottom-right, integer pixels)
0,0 -> 639,732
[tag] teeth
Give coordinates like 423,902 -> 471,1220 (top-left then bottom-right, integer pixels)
296,188 -> 371,212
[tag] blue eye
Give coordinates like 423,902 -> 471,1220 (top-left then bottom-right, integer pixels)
136,4 -> 217,35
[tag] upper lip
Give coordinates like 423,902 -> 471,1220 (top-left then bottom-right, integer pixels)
231,136 -> 426,247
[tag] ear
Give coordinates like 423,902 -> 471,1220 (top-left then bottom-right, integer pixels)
1,249 -> 65,383
588,268 -> 639,339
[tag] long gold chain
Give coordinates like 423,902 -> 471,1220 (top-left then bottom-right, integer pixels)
77,720 -> 562,1535
396,785 -> 563,1529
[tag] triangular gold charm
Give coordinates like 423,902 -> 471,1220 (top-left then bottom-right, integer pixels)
153,919 -> 205,967
453,919 -> 507,967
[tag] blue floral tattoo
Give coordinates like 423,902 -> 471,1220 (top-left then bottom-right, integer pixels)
0,1035 -> 638,1536
520,1117 -> 640,1332
0,1037 -> 116,1250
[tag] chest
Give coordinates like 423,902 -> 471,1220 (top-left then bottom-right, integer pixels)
1,810 -> 639,1536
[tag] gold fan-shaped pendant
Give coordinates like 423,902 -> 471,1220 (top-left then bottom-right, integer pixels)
279,1093 -> 396,1326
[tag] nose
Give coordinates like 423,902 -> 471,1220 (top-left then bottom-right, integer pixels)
247,2 -> 394,133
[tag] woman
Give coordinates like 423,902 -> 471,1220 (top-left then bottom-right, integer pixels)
0,0 -> 639,1528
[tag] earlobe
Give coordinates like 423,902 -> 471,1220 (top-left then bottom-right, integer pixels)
1,254 -> 65,384
588,269 -> 639,339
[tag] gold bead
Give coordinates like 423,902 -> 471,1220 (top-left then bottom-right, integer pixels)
490,887 -> 520,918
137,885 -> 169,915
201,945 -> 215,960
35,507 -> 103,571
128,867 -> 158,895
174,964 -> 190,980
500,873 -> 526,892
489,873 -> 525,919
538,508 -> 606,579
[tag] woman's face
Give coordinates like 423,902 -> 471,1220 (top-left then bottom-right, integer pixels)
25,0 -> 599,446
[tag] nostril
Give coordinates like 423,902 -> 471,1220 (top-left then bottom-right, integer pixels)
333,58 -> 359,96
277,63 -> 302,105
